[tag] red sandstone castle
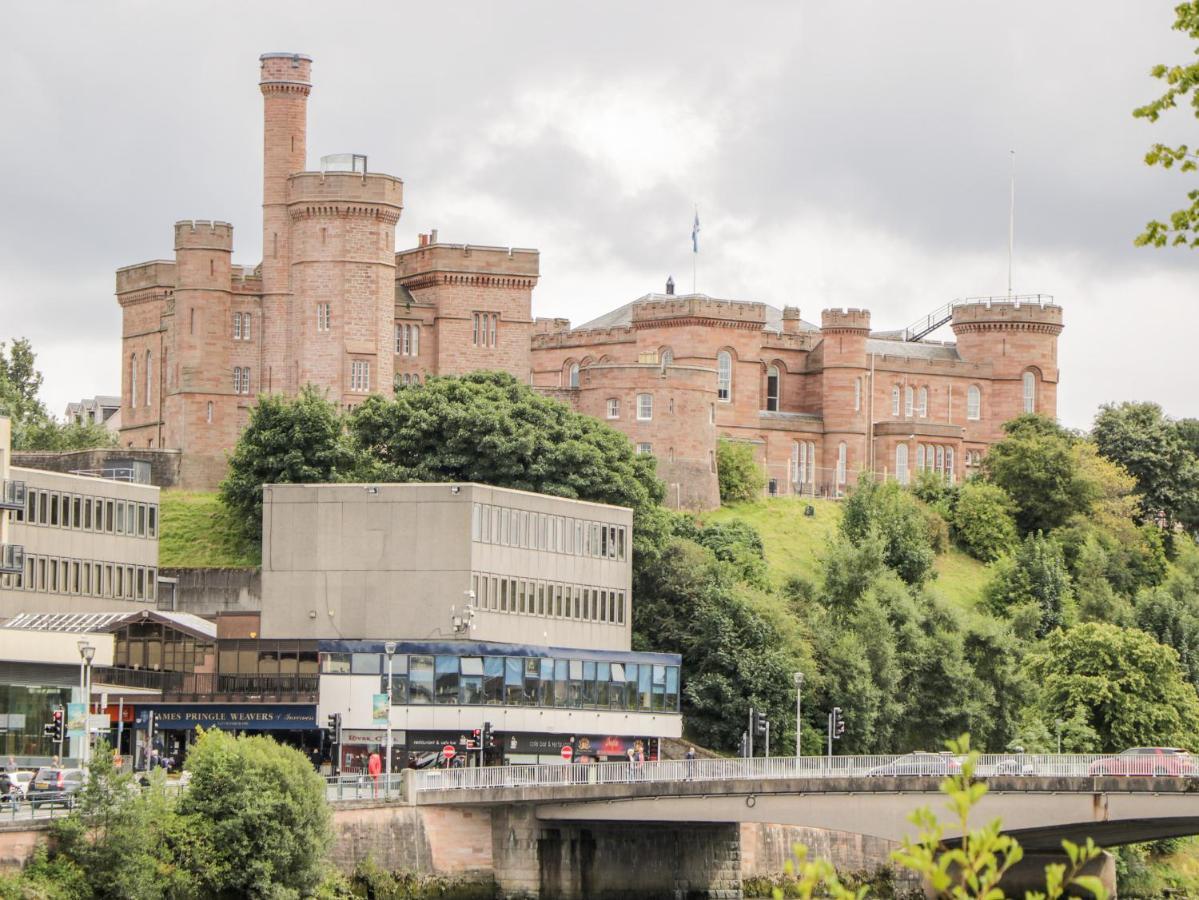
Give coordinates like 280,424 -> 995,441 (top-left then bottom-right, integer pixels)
116,53 -> 1063,508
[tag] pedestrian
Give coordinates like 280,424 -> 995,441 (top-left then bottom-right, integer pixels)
51,755 -> 60,769
685,745 -> 697,780
6,756 -> 16,773
626,747 -> 636,781
367,750 -> 382,797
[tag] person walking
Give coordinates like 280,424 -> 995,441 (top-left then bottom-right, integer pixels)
685,745 -> 697,781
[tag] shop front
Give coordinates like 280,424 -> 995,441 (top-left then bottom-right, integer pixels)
134,703 -> 320,769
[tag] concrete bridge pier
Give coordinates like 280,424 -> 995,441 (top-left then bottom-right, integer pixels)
491,807 -> 742,898
994,850 -> 1116,899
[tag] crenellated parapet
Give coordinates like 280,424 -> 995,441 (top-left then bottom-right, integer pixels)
531,327 -> 635,350
951,298 -> 1063,336
630,295 -> 767,330
259,52 -> 312,96
174,220 -> 233,251
820,308 -> 872,333
116,261 -> 176,302
396,242 -> 540,289
287,172 -> 404,224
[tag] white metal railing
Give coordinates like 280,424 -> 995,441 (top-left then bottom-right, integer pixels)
900,294 -> 1058,342
408,753 -> 1182,794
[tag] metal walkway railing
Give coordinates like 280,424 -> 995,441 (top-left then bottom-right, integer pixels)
900,294 -> 1058,342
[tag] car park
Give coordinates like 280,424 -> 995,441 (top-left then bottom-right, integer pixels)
1088,748 -> 1196,776
26,768 -> 85,808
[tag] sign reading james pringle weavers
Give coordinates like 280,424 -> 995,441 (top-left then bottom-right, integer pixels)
134,704 -> 317,731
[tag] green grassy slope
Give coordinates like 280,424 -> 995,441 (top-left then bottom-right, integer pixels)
699,497 -> 992,607
158,491 -> 260,569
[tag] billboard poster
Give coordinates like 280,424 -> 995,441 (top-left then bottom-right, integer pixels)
371,694 -> 389,726
66,702 -> 87,738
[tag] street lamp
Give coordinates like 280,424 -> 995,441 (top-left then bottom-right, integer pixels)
793,672 -> 804,758
77,641 -> 95,766
384,641 -> 397,794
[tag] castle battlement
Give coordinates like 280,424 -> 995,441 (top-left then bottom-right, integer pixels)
173,220 -> 233,251
531,327 -> 635,350
951,297 -> 1063,334
395,242 -> 541,280
116,260 -> 175,295
820,308 -> 872,331
630,296 -> 767,326
259,52 -> 312,91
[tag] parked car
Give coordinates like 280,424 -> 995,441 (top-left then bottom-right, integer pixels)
26,768 -> 85,808
866,753 -> 961,777
1088,748 -> 1196,776
6,771 -> 32,798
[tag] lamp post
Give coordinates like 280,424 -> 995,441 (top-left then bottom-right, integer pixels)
384,641 -> 396,795
793,672 -> 804,758
77,641 -> 95,766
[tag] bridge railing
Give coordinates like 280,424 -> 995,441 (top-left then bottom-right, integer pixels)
411,753 -> 1132,793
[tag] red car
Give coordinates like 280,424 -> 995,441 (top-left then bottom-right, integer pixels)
1088,747 -> 1196,776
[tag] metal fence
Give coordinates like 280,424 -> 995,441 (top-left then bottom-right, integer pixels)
409,753 -> 1153,793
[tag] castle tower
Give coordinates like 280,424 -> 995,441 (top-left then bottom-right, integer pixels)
819,308 -> 871,486
950,299 -> 1063,443
259,52 -> 312,396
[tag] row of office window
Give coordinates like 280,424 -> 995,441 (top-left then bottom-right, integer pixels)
12,489 -> 158,539
472,312 -> 499,348
324,652 -> 680,712
1,554 -> 157,603
472,572 -> 627,625
395,323 -> 420,356
232,367 -> 253,395
895,443 -> 956,485
472,503 -> 628,561
790,440 -> 820,484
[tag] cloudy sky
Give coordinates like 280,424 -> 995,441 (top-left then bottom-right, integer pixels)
0,1 -> 1194,429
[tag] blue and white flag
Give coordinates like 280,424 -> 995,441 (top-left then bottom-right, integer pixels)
691,209 -> 700,254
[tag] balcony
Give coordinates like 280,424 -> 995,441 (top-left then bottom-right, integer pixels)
0,544 -> 23,575
1,480 -> 25,511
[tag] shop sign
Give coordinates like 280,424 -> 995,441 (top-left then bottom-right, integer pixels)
504,733 -> 651,757
134,704 -> 317,731
104,704 -> 135,724
407,731 -> 477,752
340,728 -> 396,745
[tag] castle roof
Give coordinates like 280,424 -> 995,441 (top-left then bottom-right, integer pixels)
864,336 -> 961,361
575,293 -> 820,334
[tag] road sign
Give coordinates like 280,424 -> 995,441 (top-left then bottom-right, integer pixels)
442,744 -> 457,760
561,744 -> 574,762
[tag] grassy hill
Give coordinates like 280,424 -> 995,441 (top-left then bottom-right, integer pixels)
158,491 -> 260,569
699,497 -> 992,607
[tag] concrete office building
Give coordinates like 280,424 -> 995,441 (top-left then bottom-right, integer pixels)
260,482 -> 680,768
0,417 -> 161,617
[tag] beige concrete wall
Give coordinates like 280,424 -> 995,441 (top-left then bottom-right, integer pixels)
260,482 -> 633,651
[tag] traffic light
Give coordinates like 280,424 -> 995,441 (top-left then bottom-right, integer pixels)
482,721 -> 494,749
326,712 -> 341,742
753,709 -> 769,737
832,707 -> 845,739
47,707 -> 63,743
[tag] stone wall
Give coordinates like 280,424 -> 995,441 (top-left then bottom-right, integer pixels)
740,823 -> 921,896
12,448 -> 181,488
329,803 -> 493,877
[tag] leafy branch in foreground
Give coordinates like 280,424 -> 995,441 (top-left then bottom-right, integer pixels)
775,735 -> 1108,900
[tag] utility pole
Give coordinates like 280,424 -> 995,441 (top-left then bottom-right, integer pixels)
765,720 -> 771,759
384,641 -> 396,795
794,672 -> 804,757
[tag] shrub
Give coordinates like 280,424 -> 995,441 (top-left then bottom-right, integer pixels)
840,478 -> 936,586
716,439 -> 765,504
950,481 -> 1018,561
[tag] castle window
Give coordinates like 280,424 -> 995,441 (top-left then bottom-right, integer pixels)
837,442 -> 847,485
936,445 -> 945,474
791,441 -> 800,484
233,312 -> 242,340
569,363 -> 580,389
473,312 -> 499,348
130,355 -> 138,409
891,385 -> 900,416
1023,372 -> 1036,413
206,401 -> 213,424
350,361 -> 371,393
317,303 -> 331,332
709,403 -> 716,424
243,313 -> 251,340
190,308 -> 196,335
606,398 -> 620,419
946,447 -> 955,484
766,366 -> 780,412
917,444 -> 926,472
661,348 -> 673,366
904,385 -> 914,417
854,378 -> 862,412
637,393 -> 653,421
717,351 -> 732,402
896,444 -> 909,485
967,385 -> 981,420
917,386 -> 927,418
411,325 -> 419,356
145,351 -> 152,407
636,443 -> 653,455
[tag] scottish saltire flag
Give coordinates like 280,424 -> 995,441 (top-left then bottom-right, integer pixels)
691,210 -> 700,253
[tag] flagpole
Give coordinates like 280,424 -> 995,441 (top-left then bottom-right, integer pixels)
1008,150 -> 1015,299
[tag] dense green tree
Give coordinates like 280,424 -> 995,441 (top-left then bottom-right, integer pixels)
178,729 -> 332,898
715,438 -> 765,504
0,337 -> 113,452
1073,535 -> 1134,626
1132,1 -> 1199,248
950,481 -> 1018,562
983,415 -> 1099,534
984,532 -> 1074,638
1092,401 -> 1199,530
19,419 -> 118,452
1026,623 -> 1199,753
672,517 -> 770,588
1135,554 -> 1199,690
840,478 -> 936,585
220,386 -> 353,541
347,372 -> 663,521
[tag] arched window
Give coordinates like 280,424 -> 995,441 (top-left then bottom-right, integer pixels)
854,377 -> 862,412
412,373 -> 420,385
896,444 -> 909,485
233,312 -> 242,340
904,385 -> 914,417
936,445 -> 945,474
569,363 -> 580,389
836,442 -> 847,485
233,367 -> 241,395
717,351 -> 732,401
917,386 -> 927,418
243,313 -> 251,341
967,385 -> 981,420
660,348 -> 673,366
145,351 -> 152,407
791,441 -> 800,484
1023,371 -> 1036,413
916,444 -> 926,472
766,365 -> 779,411
891,385 -> 900,416
130,355 -> 138,409
206,401 -> 213,424
798,441 -> 808,484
